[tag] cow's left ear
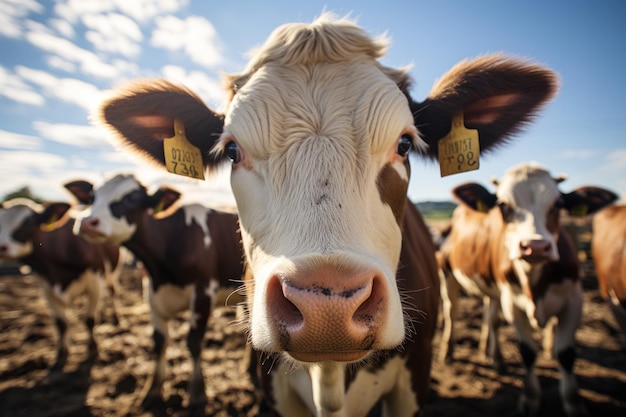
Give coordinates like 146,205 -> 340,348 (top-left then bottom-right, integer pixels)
37,203 -> 71,228
561,187 -> 618,216
147,187 -> 181,214
408,54 -> 558,159
64,180 -> 94,205
452,182 -> 497,213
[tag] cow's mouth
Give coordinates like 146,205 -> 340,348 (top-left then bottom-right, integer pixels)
288,350 -> 370,363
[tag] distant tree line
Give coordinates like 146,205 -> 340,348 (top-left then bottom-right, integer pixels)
1,186 -> 43,204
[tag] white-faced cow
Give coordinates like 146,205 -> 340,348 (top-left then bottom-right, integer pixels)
0,198 -> 122,370
64,174 -> 243,412
90,14 -> 559,417
438,162 -> 617,417
592,203 -> 626,347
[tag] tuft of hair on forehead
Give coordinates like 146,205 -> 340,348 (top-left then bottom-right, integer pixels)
224,12 -> 409,96
1,198 -> 42,212
503,161 -> 551,180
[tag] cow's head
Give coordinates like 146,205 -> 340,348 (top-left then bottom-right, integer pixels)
93,15 -> 558,363
453,162 -> 617,267
65,174 -> 181,245
0,199 -> 71,259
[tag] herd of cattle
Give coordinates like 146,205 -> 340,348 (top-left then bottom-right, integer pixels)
1,14 -> 625,417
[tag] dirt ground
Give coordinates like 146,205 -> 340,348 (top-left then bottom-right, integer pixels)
0,242 -> 625,417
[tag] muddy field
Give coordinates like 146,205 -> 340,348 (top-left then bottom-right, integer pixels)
0,241 -> 625,417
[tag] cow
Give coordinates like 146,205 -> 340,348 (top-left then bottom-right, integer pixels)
88,14 -> 559,417
437,162 -> 617,417
64,174 -> 243,412
591,203 -> 626,347
0,198 -> 122,370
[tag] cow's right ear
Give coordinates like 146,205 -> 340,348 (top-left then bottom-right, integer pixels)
37,202 -> 71,228
452,182 -> 497,213
147,187 -> 181,214
96,79 -> 226,175
64,180 -> 94,205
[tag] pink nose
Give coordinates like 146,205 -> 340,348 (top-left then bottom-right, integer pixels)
519,239 -> 552,262
79,217 -> 105,238
265,261 -> 387,362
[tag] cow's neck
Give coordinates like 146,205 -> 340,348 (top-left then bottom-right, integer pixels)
309,362 -> 346,416
123,212 -> 171,279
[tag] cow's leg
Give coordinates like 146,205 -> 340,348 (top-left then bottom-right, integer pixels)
84,271 -> 101,355
608,296 -> 626,348
480,296 -> 504,372
186,283 -> 212,413
104,258 -> 124,326
140,283 -> 170,410
512,307 -> 541,417
438,270 -> 459,363
41,286 -> 69,370
554,281 -> 587,417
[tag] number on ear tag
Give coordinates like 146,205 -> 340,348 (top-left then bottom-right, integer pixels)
438,112 -> 480,177
163,119 -> 205,180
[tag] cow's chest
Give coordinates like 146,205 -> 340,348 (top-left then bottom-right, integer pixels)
271,355 -> 418,417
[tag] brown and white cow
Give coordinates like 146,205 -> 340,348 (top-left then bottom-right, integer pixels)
438,162 -> 617,417
592,203 -> 626,347
64,174 -> 243,412
0,198 -> 122,370
90,14 -> 558,417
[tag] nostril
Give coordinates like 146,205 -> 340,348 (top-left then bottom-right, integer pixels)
353,279 -> 382,325
0,245 -> 7,254
87,218 -> 100,227
267,276 -> 304,329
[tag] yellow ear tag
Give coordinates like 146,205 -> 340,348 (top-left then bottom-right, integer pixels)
476,199 -> 489,214
438,112 -> 480,177
570,204 -> 589,217
41,214 -> 60,231
163,119 -> 205,180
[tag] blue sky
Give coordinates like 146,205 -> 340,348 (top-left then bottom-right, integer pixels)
1,0 -> 625,207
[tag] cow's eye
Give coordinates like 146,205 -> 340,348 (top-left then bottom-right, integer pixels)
397,135 -> 412,157
225,141 -> 241,163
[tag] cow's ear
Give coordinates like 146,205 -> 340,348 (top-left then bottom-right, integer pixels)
147,187 -> 181,214
562,187 -> 618,216
64,180 -> 94,205
97,79 -> 226,174
37,203 -> 71,227
452,182 -> 497,213
409,54 -> 558,159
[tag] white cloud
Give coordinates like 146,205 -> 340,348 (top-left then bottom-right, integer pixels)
161,65 -> 226,109
0,66 -> 45,106
559,149 -> 596,159
46,55 -> 77,73
16,66 -> 103,111
54,0 -> 187,24
25,30 -> 120,79
32,121 -> 109,147
49,18 -> 75,38
0,0 -> 43,38
605,149 -> 626,171
83,13 -> 143,57
0,129 -> 42,150
151,15 -> 224,68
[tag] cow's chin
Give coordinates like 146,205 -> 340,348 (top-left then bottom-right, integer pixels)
287,350 -> 370,363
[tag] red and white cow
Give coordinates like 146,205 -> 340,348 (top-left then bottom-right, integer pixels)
65,174 -> 243,412
90,14 -> 558,417
592,203 -> 626,347
438,162 -> 617,417
0,198 -> 122,370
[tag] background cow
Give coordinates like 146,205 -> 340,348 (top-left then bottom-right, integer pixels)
438,162 -> 617,417
88,14 -> 558,417
65,174 -> 243,413
592,203 -> 626,347
0,198 -> 122,370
